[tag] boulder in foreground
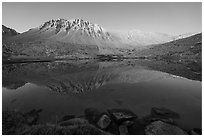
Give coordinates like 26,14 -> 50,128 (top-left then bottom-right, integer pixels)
145,121 -> 187,135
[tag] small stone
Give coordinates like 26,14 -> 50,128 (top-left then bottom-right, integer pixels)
119,125 -> 128,135
189,128 -> 202,135
128,121 -> 145,135
26,116 -> 37,125
97,114 -> 111,129
122,120 -> 135,127
145,121 -> 187,135
151,107 -> 180,119
108,109 -> 137,123
105,122 -> 119,135
190,130 -> 199,135
84,108 -> 101,124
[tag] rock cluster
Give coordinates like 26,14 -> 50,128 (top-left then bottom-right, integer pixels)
2,107 -> 201,135
83,107 -> 201,135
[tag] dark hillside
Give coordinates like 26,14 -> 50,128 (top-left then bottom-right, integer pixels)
135,33 -> 202,61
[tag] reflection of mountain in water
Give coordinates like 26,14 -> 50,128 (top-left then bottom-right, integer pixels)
3,61 -> 115,93
3,59 -> 201,93
45,62 -> 118,93
3,81 -> 26,90
2,60 -> 154,93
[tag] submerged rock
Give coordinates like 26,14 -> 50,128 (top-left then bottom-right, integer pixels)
189,128 -> 202,135
119,125 -> 128,135
2,109 -> 42,135
58,115 -> 75,123
108,109 -> 137,123
97,114 -> 111,129
143,115 -> 174,125
106,122 -> 119,135
128,121 -> 145,135
25,109 -> 43,125
145,121 -> 187,135
84,108 -> 102,124
2,111 -> 27,135
121,120 -> 135,127
190,130 -> 199,135
151,107 -> 180,119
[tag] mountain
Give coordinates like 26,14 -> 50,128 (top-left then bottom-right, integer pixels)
134,33 -> 202,59
134,33 -> 202,77
2,18 -> 176,59
2,25 -> 20,58
3,19 -> 120,55
9,19 -> 112,45
5,18 -> 174,47
111,30 -> 174,48
174,32 -> 201,41
2,25 -> 19,39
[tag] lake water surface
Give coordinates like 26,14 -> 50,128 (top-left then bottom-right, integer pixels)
2,59 -> 201,131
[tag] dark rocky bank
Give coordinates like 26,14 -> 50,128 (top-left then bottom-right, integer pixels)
2,107 -> 201,135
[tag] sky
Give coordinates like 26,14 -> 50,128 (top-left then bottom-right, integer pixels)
2,2 -> 202,35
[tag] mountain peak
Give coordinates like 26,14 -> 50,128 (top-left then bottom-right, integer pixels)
2,25 -> 19,39
38,18 -> 108,38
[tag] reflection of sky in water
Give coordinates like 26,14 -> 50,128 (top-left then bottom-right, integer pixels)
2,60 -> 202,131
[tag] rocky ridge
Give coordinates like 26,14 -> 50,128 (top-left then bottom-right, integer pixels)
2,25 -> 19,39
38,18 -> 111,39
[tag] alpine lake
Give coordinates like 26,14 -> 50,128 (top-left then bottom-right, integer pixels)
2,58 -> 201,134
